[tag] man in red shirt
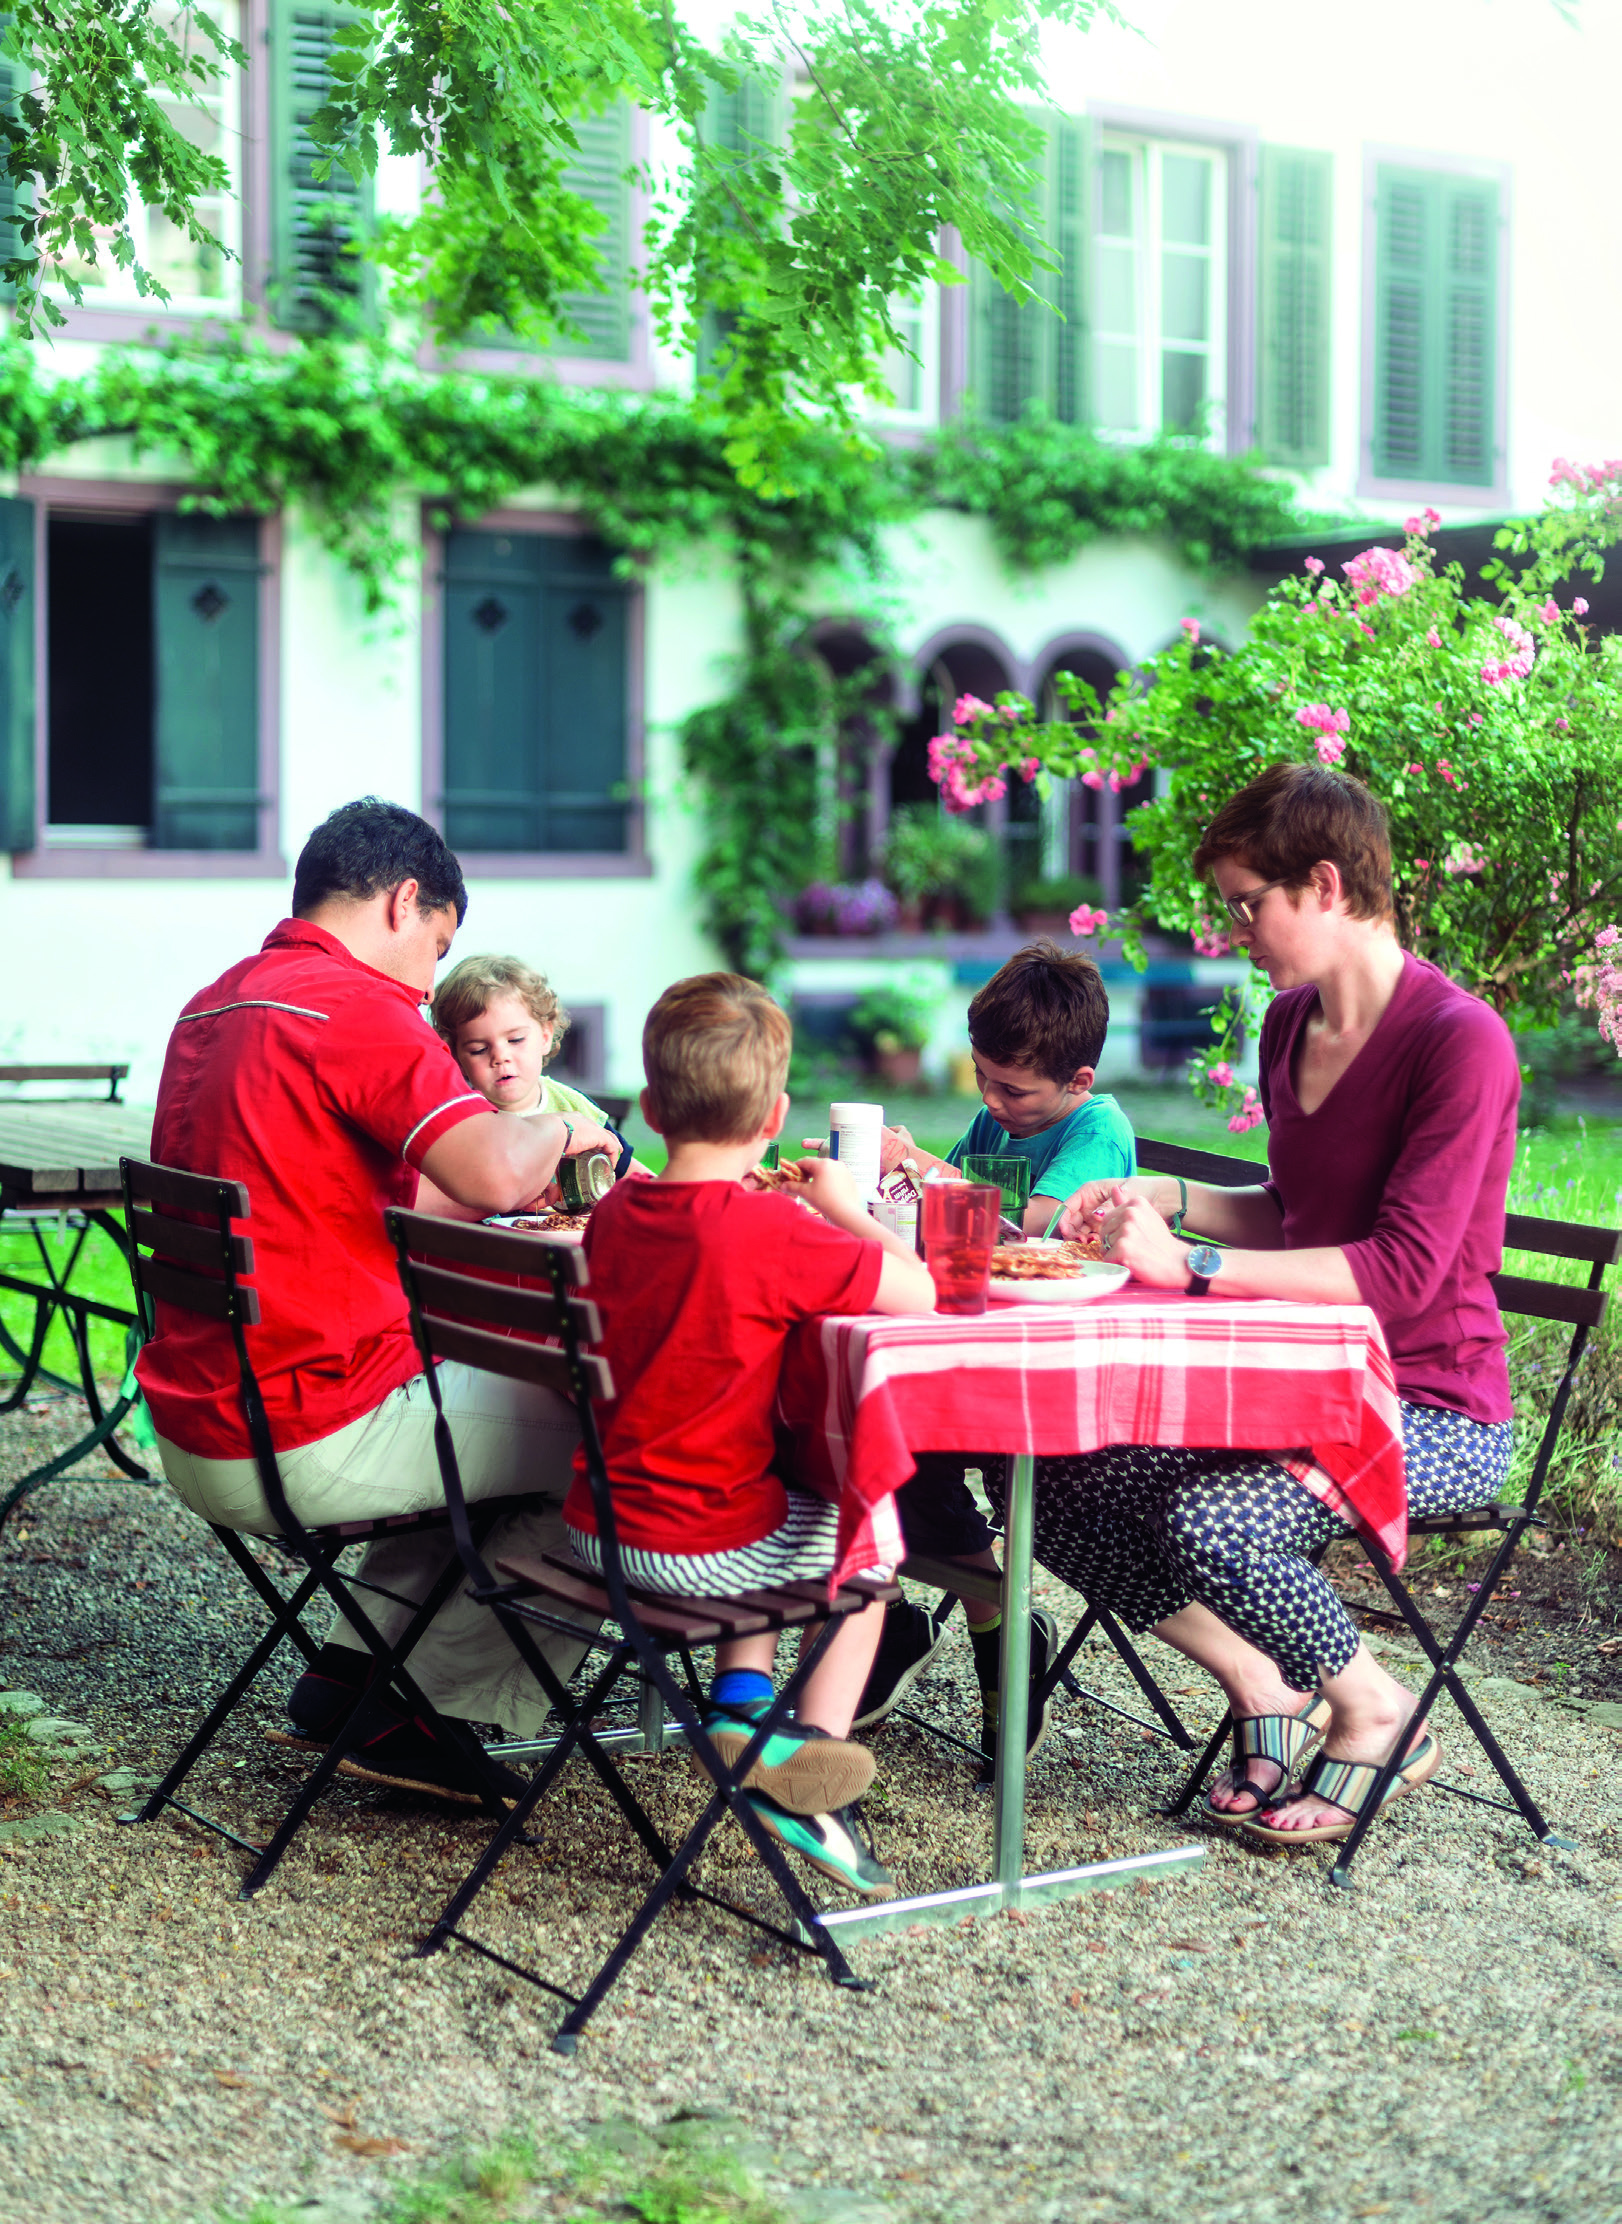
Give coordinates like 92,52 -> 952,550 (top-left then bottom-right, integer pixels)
137,798 -> 618,1800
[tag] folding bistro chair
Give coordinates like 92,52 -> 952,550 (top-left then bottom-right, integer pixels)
385,1207 -> 900,2053
1154,1160 -> 1621,1884
118,1159 -> 533,1894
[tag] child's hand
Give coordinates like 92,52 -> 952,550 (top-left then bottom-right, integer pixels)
880,1123 -> 916,1175
795,1155 -> 865,1229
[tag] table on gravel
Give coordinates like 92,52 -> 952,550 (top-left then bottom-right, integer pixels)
0,1100 -> 157,1525
776,1285 -> 1409,1936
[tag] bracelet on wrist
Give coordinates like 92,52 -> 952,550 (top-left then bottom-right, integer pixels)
1168,1176 -> 1188,1237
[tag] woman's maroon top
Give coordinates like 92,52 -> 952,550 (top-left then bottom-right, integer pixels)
1259,950 -> 1520,1424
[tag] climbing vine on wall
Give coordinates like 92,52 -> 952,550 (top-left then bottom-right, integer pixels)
0,332 -> 1327,969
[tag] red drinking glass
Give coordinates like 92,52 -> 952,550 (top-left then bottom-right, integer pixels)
922,1183 -> 1001,1316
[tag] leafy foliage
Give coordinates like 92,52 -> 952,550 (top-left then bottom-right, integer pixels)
929,476 -> 1622,1111
0,328 -> 1322,972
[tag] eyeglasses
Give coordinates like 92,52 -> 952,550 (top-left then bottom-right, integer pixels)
1220,876 -> 1294,929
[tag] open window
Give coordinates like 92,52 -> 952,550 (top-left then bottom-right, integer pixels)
2,496 -> 278,873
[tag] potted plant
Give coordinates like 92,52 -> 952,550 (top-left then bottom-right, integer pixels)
1011,870 -> 1107,936
793,879 -> 899,937
849,986 -> 935,1088
882,804 -> 1002,929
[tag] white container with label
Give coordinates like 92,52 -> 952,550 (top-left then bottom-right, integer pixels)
828,1100 -> 884,1202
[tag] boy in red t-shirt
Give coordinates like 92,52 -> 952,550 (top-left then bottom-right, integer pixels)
564,973 -> 934,1897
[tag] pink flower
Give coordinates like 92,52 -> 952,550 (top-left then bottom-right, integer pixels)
1469,714 -> 1483,728
1081,770 -> 1104,791
1068,904 -> 1109,937
1574,598 -> 1590,615
1437,760 -> 1457,784
1405,514 -> 1425,535
1481,615 -> 1535,686
1314,735 -> 1346,766
1555,716 -> 1570,732
1426,628 -> 1442,648
1343,546 -> 1419,601
1407,763 -> 1424,776
1000,704 -> 1020,723
1018,756 -> 1040,781
1541,599 -> 1560,623
1425,508 -> 1441,525
1192,917 -> 1232,958
1304,557 -> 1325,577
1227,1088 -> 1264,1135
1360,624 -> 1376,638
1296,703 -> 1350,736
1181,618 -> 1201,643
953,694 -> 993,727
1442,846 -> 1488,877
1208,1061 -> 1235,1089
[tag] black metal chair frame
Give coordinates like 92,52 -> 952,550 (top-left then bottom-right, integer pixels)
117,1158 -> 529,1894
1125,1138 -> 1619,1884
386,1207 -> 899,2053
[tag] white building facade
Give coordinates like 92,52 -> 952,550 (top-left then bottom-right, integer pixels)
1,0 -> 1616,1097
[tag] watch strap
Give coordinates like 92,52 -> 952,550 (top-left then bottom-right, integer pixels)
1186,1270 -> 1212,1297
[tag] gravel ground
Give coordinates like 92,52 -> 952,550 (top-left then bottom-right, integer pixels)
1,1402 -> 1620,2224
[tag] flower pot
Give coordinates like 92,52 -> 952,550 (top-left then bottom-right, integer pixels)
876,1046 -> 923,1089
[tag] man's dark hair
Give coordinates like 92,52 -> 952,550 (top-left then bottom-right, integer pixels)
967,941 -> 1110,1080
292,798 -> 468,925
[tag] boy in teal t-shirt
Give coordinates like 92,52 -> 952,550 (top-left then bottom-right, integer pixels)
869,940 -> 1138,1766
881,941 -> 1136,1236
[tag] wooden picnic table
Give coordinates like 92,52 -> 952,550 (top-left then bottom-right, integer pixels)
0,1099 -> 157,1525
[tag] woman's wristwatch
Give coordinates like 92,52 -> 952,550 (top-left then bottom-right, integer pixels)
1185,1242 -> 1223,1297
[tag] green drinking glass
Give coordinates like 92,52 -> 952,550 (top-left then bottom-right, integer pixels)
961,1154 -> 1032,1220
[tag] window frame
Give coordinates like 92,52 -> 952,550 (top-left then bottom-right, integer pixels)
10,479 -> 283,878
1358,144 -> 1511,506
1086,105 -> 1259,457
420,505 -> 650,879
41,1 -> 249,339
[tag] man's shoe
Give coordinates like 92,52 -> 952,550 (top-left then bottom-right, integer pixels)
852,1598 -> 952,1729
334,1712 -> 529,1806
703,1713 -> 875,1815
744,1789 -> 897,1899
977,1608 -> 1060,1780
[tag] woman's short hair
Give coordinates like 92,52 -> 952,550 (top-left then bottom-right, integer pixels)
1192,763 -> 1394,921
968,941 -> 1110,1080
431,955 -> 569,1062
643,973 -> 791,1143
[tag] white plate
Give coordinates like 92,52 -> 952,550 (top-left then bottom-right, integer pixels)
988,1259 -> 1131,1303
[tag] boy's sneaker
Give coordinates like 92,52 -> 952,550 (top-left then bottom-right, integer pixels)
977,1608 -> 1061,1781
702,1712 -> 875,1816
744,1789 -> 897,1900
852,1598 -> 953,1729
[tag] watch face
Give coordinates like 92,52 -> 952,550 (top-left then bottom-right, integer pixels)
1187,1244 -> 1223,1276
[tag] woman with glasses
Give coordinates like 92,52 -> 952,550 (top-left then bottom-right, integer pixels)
1028,761 -> 1521,1847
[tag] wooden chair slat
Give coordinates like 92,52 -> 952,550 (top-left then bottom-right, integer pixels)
1487,1273 -> 1607,1328
1135,1138 -> 1261,1188
410,1260 -> 578,1340
534,1550 -> 787,1638
499,1552 -> 738,1644
417,1315 -> 611,1400
128,1206 -> 254,1277
389,1208 -> 591,1285
1502,1213 -> 1622,1266
122,1157 -> 250,1221
137,1252 -> 261,1326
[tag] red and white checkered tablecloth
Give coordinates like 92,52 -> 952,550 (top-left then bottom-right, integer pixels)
777,1287 -> 1409,1593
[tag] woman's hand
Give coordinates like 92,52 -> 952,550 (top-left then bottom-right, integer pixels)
1058,1175 -> 1176,1242
1095,1189 -> 1195,1289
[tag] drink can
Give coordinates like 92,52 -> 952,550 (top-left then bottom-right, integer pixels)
558,1149 -> 615,1211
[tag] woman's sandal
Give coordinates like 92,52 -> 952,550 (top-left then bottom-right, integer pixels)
1238,1729 -> 1441,1847
1201,1694 -> 1332,1825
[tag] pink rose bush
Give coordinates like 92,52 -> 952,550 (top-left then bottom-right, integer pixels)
1571,926 -> 1622,1054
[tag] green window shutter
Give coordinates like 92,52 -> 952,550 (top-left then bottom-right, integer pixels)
557,106 -> 631,361
0,495 -> 34,851
152,515 -> 262,851
969,112 -> 1090,424
1257,146 -> 1331,468
269,0 -> 375,331
443,531 -> 630,856
1373,165 -> 1498,486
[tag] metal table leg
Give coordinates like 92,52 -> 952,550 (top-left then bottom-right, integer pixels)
993,1450 -> 1034,1898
